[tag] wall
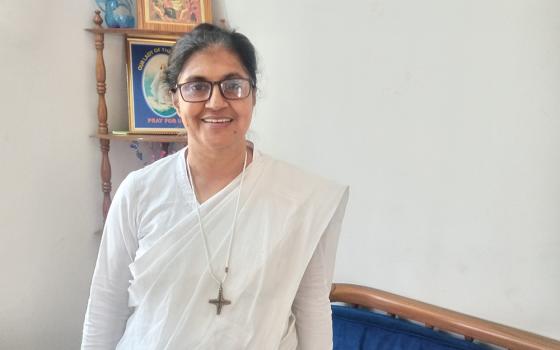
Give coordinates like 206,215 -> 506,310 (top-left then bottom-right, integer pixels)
0,0 -> 558,349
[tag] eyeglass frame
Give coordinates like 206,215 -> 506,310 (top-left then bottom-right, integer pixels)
172,78 -> 256,103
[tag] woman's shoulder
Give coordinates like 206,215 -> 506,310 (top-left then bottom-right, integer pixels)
253,152 -> 349,223
257,151 -> 348,198
116,148 -> 185,198
130,147 -> 185,183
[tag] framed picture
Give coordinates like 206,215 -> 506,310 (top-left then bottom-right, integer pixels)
137,0 -> 212,33
126,37 -> 184,134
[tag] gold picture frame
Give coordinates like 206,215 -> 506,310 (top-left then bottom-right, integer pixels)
137,0 -> 213,33
126,37 -> 185,134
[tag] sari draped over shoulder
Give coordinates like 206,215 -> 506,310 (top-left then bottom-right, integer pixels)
87,147 -> 348,350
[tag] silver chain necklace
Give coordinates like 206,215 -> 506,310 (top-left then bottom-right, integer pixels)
185,147 -> 248,315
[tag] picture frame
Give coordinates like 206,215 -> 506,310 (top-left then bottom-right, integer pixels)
126,37 -> 184,134
137,0 -> 212,33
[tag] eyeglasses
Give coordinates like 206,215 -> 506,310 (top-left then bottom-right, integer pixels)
173,78 -> 254,103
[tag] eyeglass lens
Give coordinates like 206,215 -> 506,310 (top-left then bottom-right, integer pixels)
179,79 -> 251,102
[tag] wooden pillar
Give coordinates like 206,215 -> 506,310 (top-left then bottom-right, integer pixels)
93,11 -> 112,220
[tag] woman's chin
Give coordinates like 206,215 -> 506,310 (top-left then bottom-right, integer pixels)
197,136 -> 246,152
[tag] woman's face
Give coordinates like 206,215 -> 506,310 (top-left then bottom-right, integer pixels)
173,46 -> 255,152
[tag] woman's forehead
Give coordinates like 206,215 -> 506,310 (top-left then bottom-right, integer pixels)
178,46 -> 248,80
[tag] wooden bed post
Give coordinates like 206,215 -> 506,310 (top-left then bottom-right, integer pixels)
93,11 -> 112,221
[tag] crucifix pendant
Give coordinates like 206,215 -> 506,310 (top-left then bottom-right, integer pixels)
209,283 -> 231,315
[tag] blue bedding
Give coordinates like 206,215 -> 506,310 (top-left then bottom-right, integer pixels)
332,305 -> 490,350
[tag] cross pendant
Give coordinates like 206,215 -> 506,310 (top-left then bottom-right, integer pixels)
209,284 -> 231,315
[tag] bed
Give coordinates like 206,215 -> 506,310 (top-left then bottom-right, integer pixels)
330,283 -> 560,350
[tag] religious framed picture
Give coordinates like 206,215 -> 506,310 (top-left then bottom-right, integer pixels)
126,37 -> 184,134
137,0 -> 213,33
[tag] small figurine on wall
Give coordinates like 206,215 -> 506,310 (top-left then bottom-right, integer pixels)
96,0 -> 135,28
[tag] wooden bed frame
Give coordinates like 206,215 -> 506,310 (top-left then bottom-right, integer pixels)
330,283 -> 560,350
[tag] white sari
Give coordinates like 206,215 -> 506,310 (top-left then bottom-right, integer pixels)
82,146 -> 349,350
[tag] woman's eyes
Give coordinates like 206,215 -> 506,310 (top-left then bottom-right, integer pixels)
187,82 -> 210,92
181,79 -> 248,98
223,81 -> 242,91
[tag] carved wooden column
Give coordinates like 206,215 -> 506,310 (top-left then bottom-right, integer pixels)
93,11 -> 112,220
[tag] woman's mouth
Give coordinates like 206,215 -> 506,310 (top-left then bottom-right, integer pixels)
202,118 -> 233,124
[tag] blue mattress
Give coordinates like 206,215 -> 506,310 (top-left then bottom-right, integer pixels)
332,305 -> 490,350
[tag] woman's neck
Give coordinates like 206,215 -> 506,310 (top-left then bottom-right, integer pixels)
187,141 -> 248,177
186,141 -> 252,203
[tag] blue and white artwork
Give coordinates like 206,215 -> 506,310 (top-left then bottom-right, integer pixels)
142,53 -> 176,118
128,38 -> 184,133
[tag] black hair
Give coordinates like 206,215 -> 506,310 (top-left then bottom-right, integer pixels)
165,23 -> 258,91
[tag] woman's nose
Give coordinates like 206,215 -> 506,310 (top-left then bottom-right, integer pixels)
205,84 -> 227,109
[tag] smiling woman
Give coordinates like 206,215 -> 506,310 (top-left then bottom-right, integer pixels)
171,45 -> 255,157
81,24 -> 349,350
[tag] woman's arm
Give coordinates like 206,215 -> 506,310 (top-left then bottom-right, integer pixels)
292,189 -> 349,350
81,174 -> 139,350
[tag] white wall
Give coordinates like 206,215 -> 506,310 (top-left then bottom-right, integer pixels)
0,0 -> 558,349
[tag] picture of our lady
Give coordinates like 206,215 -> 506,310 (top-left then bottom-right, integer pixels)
127,38 -> 184,134
143,54 -> 175,118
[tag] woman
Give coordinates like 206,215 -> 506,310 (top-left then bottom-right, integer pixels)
82,23 -> 349,349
